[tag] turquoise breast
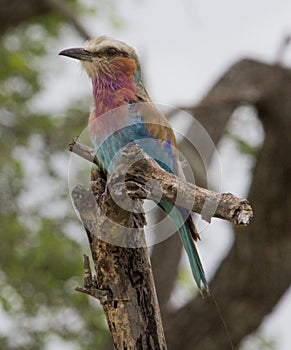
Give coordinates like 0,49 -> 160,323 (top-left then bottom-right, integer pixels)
92,106 -> 176,175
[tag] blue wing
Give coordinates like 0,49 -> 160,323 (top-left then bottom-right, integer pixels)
91,103 -> 208,293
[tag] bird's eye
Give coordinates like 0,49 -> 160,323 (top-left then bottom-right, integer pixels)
107,48 -> 117,56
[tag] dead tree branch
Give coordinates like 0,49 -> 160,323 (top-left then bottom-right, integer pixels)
275,34 -> 291,65
69,139 -> 253,226
72,169 -> 167,350
69,138 -> 253,349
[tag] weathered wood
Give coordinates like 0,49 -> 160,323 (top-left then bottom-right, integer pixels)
69,138 -> 253,349
72,167 -> 167,350
70,139 -> 253,226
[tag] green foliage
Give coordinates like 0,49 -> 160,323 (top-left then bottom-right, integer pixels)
0,2 -> 113,349
224,105 -> 264,158
225,131 -> 261,157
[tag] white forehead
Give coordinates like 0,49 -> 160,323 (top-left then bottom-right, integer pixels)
83,35 -> 135,54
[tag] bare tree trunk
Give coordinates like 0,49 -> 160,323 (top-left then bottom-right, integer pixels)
72,170 -> 167,350
69,141 -> 252,350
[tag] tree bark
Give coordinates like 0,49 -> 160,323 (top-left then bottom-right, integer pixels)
69,141 -> 253,349
69,141 -> 253,226
72,169 -> 167,350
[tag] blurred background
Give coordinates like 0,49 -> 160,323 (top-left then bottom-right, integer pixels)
0,0 -> 290,349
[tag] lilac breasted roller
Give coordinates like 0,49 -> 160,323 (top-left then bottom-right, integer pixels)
59,36 -> 208,294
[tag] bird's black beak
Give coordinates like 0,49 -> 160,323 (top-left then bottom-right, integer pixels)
58,48 -> 94,61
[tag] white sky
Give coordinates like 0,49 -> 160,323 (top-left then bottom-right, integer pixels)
32,0 -> 291,349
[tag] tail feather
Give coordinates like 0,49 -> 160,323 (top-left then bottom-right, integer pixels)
180,220 -> 208,293
159,200 -> 208,294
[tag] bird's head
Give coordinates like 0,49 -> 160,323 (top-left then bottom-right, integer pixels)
59,36 -> 142,85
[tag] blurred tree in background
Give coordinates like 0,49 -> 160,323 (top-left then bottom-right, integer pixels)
1,1 -> 290,350
0,1 -> 113,349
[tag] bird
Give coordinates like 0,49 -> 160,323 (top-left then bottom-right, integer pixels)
59,36 -> 208,294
